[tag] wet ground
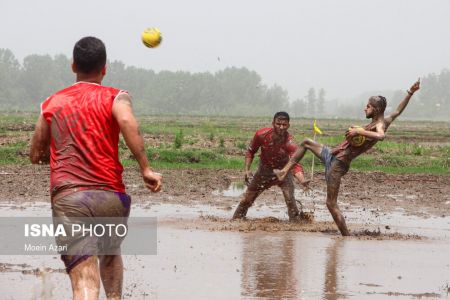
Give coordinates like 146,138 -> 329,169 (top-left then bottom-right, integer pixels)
2,165 -> 449,218
0,165 -> 449,299
0,200 -> 449,299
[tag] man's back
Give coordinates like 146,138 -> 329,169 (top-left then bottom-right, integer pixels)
42,82 -> 126,200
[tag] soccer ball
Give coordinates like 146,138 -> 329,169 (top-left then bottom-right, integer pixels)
141,28 -> 162,48
347,126 -> 366,147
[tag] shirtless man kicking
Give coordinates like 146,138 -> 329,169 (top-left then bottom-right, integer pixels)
275,80 -> 420,235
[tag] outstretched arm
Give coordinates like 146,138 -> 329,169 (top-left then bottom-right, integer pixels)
112,93 -> 162,192
386,80 -> 420,124
30,114 -> 50,164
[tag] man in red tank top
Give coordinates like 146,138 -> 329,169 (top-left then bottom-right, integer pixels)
30,36 -> 162,300
275,80 -> 420,236
232,112 -> 309,221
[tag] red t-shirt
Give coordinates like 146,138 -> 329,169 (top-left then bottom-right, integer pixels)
41,82 -> 126,200
246,128 -> 303,174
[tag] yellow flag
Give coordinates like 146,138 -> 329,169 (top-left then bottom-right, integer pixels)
313,120 -> 323,135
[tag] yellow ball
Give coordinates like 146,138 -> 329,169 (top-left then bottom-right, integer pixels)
141,28 -> 162,48
347,126 -> 366,147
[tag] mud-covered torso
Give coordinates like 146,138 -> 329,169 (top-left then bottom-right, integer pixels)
246,128 -> 298,169
331,120 -> 387,165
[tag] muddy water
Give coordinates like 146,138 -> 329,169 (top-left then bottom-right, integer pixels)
0,203 -> 449,299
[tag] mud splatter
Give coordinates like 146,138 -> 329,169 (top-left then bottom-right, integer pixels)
1,165 -> 448,221
162,215 -> 424,240
366,291 -> 441,298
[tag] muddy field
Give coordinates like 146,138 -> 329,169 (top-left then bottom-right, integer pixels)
2,165 -> 449,220
1,166 -> 450,299
1,116 -> 449,299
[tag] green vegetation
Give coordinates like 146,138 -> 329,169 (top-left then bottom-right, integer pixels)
0,141 -> 28,165
0,114 -> 449,174
2,49 -> 450,120
219,137 -> 225,148
173,129 -> 184,149
121,148 -> 243,169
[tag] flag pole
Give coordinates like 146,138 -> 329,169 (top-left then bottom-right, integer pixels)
311,120 -> 322,182
311,131 -> 316,181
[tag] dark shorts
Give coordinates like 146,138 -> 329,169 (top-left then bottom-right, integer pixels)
52,190 -> 131,273
320,147 -> 350,188
247,164 -> 293,193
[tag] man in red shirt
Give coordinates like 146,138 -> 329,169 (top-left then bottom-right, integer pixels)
232,112 -> 308,221
30,36 -> 162,300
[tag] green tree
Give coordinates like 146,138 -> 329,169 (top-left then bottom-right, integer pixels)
317,88 -> 326,117
291,98 -> 306,117
0,49 -> 25,110
306,87 -> 316,117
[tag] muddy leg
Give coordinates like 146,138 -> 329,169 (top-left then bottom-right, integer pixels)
69,256 -> 100,300
99,255 -> 123,300
280,174 -> 300,221
232,189 -> 262,219
276,139 -> 324,181
326,176 -> 350,236
233,169 -> 268,219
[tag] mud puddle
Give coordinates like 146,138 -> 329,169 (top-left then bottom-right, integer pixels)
0,201 -> 449,238
212,182 -> 246,197
1,229 -> 449,299
0,202 -> 449,299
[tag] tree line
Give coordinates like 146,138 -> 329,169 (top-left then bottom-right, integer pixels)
0,48 -> 448,120
0,49 -> 294,116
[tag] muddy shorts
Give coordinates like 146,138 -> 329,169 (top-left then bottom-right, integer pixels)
247,164 -> 293,192
52,190 -> 131,272
320,146 -> 350,188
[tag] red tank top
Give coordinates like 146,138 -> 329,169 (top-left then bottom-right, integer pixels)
41,82 -> 126,200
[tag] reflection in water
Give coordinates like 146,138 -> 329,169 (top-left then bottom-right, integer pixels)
240,233 -> 346,299
212,182 -> 247,197
223,182 -> 247,197
323,239 -> 344,300
240,234 -> 298,299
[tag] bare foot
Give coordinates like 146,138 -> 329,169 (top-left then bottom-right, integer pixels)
273,169 -> 287,181
299,211 -> 314,223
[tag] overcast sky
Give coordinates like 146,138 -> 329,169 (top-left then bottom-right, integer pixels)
1,0 -> 450,101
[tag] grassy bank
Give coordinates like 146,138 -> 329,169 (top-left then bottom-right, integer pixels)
0,113 -> 449,174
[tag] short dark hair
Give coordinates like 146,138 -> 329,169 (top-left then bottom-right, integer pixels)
273,111 -> 290,122
73,36 -> 106,74
368,95 -> 387,114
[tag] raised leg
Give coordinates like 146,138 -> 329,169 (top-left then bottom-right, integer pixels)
275,138 -> 324,181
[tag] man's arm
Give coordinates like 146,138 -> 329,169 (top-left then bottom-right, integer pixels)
112,93 -> 162,192
386,80 -> 420,124
30,114 -> 50,164
243,156 -> 254,185
347,123 -> 386,141
243,133 -> 260,185
292,163 -> 310,189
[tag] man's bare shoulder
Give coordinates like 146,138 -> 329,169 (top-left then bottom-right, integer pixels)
366,120 -> 387,131
115,92 -> 132,103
